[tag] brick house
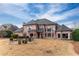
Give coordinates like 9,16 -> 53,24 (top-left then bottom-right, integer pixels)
23,19 -> 72,39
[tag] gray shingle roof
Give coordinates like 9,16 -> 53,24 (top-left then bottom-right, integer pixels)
14,28 -> 23,33
23,18 -> 56,25
23,18 -> 72,31
57,24 -> 72,31
26,20 -> 36,24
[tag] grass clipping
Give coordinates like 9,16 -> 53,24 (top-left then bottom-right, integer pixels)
0,39 -> 77,56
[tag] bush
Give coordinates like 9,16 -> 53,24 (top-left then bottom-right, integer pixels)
22,40 -> 27,44
18,36 -> 24,39
11,34 -> 18,39
10,37 -> 13,41
29,38 -> 32,42
18,39 -> 21,44
5,30 -> 13,37
0,30 -> 13,38
72,29 -> 79,41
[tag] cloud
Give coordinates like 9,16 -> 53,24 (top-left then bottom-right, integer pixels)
0,3 -> 79,28
37,5 -> 79,22
58,21 -> 74,28
0,4 -> 33,22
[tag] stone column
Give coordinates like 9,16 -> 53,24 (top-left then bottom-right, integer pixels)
68,33 -> 70,39
60,32 -> 62,40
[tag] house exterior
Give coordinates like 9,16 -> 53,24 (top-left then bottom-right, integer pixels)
23,19 -> 72,39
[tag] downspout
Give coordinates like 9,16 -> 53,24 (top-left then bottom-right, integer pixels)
61,26 -> 62,40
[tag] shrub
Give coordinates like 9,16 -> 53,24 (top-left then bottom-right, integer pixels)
22,40 -> 27,44
29,38 -> 32,42
18,39 -> 21,44
0,30 -> 13,38
72,29 -> 79,41
5,30 -> 13,37
11,34 -> 18,39
10,37 -> 13,41
18,36 -> 24,39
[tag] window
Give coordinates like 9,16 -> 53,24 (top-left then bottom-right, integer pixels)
47,28 -> 51,32
48,33 -> 51,37
28,28 -> 31,32
30,33 -> 33,37
58,34 -> 60,38
62,33 -> 68,38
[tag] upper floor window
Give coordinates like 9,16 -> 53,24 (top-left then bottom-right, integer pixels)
28,28 -> 31,32
47,28 -> 51,32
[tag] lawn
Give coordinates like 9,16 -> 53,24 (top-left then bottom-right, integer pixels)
0,38 -> 78,56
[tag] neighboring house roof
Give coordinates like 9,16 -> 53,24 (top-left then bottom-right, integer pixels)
57,24 -> 72,31
23,18 -> 56,25
14,28 -> 23,33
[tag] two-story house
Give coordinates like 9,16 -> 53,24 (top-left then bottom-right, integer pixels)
23,19 -> 72,39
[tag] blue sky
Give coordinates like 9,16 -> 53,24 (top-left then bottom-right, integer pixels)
0,3 -> 79,28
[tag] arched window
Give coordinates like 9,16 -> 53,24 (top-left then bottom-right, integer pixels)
30,33 -> 33,37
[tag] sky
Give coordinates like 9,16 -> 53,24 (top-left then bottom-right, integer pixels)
0,3 -> 79,28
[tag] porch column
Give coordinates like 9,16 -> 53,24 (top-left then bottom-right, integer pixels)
68,33 -> 70,39
60,32 -> 62,40
54,32 -> 56,39
51,30 -> 53,38
43,33 -> 45,38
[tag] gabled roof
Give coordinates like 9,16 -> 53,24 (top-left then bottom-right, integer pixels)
23,18 -> 56,25
23,18 -> 72,32
14,28 -> 23,33
35,19 -> 56,25
57,24 -> 72,31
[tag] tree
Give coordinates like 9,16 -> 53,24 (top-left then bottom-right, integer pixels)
0,30 -> 13,38
5,30 -> 13,37
11,34 -> 18,39
72,29 -> 79,41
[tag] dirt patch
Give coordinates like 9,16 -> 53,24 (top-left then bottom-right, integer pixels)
72,41 -> 79,55
0,38 -> 77,56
